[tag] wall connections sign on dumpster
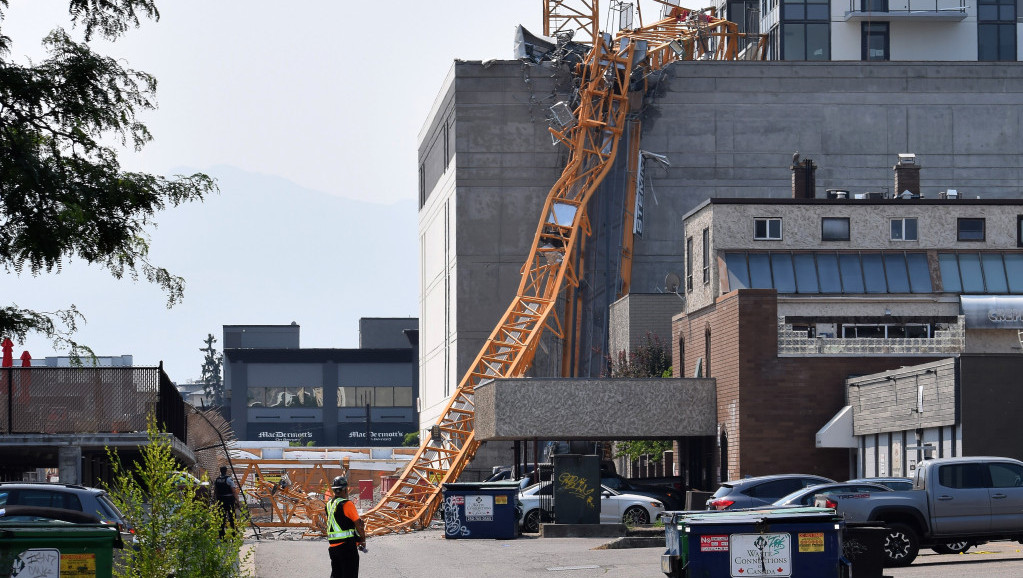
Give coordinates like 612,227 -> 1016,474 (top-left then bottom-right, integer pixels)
728,533 -> 791,576
661,507 -> 849,578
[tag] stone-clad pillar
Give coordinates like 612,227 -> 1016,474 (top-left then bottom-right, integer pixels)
58,445 -> 81,484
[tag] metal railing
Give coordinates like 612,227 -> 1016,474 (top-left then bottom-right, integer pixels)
848,0 -> 967,14
777,317 -> 966,356
1,366 -> 186,441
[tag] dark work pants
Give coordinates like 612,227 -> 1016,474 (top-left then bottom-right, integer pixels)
218,497 -> 236,537
328,543 -> 359,578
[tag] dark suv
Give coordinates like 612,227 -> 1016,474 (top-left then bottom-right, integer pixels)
706,474 -> 834,510
0,482 -> 132,543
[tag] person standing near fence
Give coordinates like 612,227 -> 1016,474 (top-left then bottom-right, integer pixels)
213,465 -> 239,537
326,475 -> 366,578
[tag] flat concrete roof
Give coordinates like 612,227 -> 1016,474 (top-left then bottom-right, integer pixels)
0,433 -> 196,466
474,378 -> 716,441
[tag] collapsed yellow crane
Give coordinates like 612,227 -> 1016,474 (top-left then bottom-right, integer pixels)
362,2 -> 765,535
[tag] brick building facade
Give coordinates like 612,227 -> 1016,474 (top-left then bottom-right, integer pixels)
673,289 -> 942,484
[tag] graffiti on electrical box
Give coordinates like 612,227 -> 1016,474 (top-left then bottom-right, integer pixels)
557,472 -> 596,509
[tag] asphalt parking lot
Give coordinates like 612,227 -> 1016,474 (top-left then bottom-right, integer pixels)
248,527 -> 1023,577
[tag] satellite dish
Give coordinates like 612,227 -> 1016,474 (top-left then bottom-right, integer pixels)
665,273 -> 681,293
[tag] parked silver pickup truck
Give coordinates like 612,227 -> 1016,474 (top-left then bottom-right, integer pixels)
817,456 -> 1023,567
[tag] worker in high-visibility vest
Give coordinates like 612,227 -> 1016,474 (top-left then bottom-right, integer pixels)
325,476 -> 366,577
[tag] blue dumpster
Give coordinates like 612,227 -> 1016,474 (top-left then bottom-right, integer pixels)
661,507 -> 850,578
441,481 -> 521,539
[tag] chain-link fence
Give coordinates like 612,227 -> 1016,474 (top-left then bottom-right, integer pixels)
0,366 -> 186,440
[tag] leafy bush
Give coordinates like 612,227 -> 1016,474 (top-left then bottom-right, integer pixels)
105,415 -> 250,577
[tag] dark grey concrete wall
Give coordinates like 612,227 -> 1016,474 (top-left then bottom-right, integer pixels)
223,325 -> 300,349
474,378 -> 716,440
452,61 -> 576,385
359,318 -> 417,349
631,60 -> 1023,294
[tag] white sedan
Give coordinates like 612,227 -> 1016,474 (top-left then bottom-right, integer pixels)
518,481 -> 664,533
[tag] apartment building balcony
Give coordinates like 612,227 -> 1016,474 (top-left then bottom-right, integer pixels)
777,316 -> 965,356
843,0 -> 968,21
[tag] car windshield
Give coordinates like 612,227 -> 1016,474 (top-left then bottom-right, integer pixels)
96,494 -> 126,524
774,486 -> 821,505
711,484 -> 734,498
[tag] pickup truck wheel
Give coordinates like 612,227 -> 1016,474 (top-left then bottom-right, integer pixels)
932,540 -> 972,555
882,523 -> 919,567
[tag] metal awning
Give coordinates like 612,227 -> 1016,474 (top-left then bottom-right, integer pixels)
816,405 -> 856,448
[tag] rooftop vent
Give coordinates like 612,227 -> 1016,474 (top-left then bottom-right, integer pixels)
938,189 -> 960,199
826,189 -> 848,200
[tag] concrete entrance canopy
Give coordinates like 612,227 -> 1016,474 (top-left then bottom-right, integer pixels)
474,378 -> 716,441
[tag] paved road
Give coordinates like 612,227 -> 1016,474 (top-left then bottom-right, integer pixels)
887,542 -> 1023,578
251,527 -> 660,577
249,528 -> 1023,577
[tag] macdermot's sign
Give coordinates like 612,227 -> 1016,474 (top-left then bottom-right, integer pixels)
962,295 -> 1023,329
247,423 -> 325,445
337,423 -> 416,447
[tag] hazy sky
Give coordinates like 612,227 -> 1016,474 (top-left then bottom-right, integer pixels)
2,1 -> 675,379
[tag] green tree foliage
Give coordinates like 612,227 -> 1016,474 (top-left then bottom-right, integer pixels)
200,333 -> 224,406
403,432 -> 419,447
105,415 -> 249,577
608,332 -> 671,378
609,333 -> 672,462
0,0 -> 215,356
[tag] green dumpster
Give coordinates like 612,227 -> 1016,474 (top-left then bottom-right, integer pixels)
0,508 -> 121,578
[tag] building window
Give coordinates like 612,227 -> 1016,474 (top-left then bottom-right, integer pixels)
338,386 -> 414,408
957,218 -> 985,241
1018,216 -> 1023,247
862,22 -> 889,61
782,22 -> 829,60
754,217 -> 782,240
725,251 -> 932,294
822,217 -> 850,241
418,163 -> 426,208
939,251 -> 1023,293
704,327 -> 711,377
686,236 -> 694,291
860,0 -> 888,10
247,387 -> 323,408
702,228 -> 710,284
978,0 -> 1016,61
891,218 -> 918,241
679,337 -> 685,378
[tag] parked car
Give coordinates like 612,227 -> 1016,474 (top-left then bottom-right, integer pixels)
600,473 -> 685,510
772,481 -> 893,507
846,477 -> 914,491
0,482 -> 133,545
818,456 -> 1023,566
706,474 -> 834,510
485,467 -> 541,489
517,481 -> 664,533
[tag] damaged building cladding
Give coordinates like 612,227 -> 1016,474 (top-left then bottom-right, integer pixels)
416,53 -> 1023,482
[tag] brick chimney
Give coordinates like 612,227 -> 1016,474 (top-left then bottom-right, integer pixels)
791,153 -> 817,199
894,153 -> 920,198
